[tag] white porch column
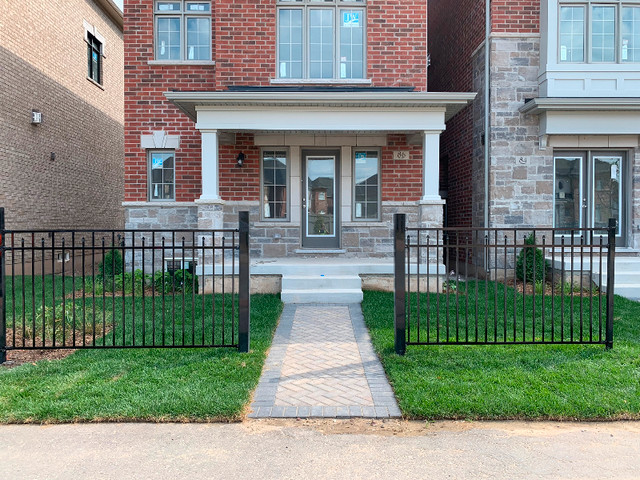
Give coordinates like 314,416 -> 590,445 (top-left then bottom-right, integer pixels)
421,130 -> 442,203
199,129 -> 220,201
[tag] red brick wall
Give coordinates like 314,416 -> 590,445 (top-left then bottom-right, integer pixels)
382,135 -> 423,202
428,0 -> 485,227
368,0 -> 428,90
125,0 -> 430,203
492,0 -> 540,34
124,0 -> 214,202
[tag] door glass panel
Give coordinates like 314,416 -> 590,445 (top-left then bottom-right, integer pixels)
554,157 -> 582,231
307,156 -> 335,237
593,156 -> 621,235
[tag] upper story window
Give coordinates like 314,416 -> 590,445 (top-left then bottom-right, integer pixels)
559,2 -> 640,63
277,0 -> 366,80
154,1 -> 211,61
87,33 -> 102,84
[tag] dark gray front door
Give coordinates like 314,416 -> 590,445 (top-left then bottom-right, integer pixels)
302,149 -> 340,249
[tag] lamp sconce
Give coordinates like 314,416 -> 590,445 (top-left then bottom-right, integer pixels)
50,152 -> 56,162
236,152 -> 245,168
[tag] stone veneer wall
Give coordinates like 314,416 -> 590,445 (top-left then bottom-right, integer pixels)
488,35 -> 553,230
125,204 -> 199,230
222,201 -> 426,258
124,199 -> 445,260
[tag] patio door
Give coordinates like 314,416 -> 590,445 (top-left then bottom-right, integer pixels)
302,150 -> 340,249
554,152 -> 626,244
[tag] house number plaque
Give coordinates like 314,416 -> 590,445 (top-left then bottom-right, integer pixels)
393,151 -> 410,160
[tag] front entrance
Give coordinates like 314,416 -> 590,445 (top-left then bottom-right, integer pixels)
554,151 -> 627,244
302,150 -> 340,249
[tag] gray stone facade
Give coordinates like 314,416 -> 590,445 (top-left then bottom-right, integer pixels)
488,35 -> 552,230
124,200 -> 442,259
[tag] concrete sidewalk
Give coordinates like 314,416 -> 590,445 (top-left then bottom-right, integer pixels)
248,304 -> 400,418
1,421 -> 639,479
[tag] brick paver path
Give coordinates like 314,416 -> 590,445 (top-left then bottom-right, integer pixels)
248,304 -> 401,418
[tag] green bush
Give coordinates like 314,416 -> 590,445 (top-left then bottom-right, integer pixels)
98,249 -> 124,289
515,233 -> 550,283
153,269 -> 199,294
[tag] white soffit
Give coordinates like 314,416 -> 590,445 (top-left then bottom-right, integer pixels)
164,91 -> 476,132
520,97 -> 640,136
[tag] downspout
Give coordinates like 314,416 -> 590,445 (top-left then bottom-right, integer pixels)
484,0 -> 491,229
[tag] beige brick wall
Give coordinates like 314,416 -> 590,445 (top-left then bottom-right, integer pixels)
0,0 -> 124,230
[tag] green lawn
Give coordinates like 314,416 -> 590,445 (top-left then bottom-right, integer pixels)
362,287 -> 640,420
0,290 -> 283,423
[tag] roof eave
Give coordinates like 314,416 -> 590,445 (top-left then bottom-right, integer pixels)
164,91 -> 477,123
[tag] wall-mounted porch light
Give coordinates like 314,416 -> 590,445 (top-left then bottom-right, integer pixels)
236,152 -> 245,167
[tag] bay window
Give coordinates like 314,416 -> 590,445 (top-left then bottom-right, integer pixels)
559,2 -> 640,63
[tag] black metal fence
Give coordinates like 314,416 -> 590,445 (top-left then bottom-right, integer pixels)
394,214 -> 616,354
0,210 -> 251,362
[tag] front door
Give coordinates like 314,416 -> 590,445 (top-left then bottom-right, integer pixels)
554,151 -> 626,244
302,150 -> 340,248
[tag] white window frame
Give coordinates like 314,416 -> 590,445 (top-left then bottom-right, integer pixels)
558,1 -> 640,63
153,1 -> 212,63
276,0 -> 367,80
260,148 -> 290,222
352,148 -> 381,222
148,150 -> 176,202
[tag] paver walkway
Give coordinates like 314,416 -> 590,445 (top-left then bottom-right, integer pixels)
248,304 -> 401,418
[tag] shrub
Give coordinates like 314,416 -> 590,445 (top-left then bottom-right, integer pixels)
99,249 -> 124,288
154,269 -> 199,294
515,233 -> 550,283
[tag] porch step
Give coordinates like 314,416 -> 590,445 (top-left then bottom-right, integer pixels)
280,274 -> 363,304
550,256 -> 640,301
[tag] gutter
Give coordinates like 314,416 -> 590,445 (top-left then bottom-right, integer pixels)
93,0 -> 124,31
484,0 -> 491,230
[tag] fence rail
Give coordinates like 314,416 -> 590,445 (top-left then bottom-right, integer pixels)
393,214 -> 616,355
0,210 -> 250,362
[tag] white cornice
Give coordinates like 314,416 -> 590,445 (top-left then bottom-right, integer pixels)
520,97 -> 640,115
164,91 -> 477,123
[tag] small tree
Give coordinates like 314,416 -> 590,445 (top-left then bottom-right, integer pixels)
515,233 -> 550,283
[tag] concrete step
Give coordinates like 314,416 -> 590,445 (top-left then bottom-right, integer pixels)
611,284 -> 640,301
280,274 -> 363,304
281,275 -> 362,291
597,272 -> 640,287
281,289 -> 364,304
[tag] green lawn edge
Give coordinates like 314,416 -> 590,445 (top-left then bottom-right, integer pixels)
0,294 -> 283,424
362,289 -> 640,421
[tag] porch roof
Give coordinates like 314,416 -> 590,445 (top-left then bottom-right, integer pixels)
164,91 -> 476,130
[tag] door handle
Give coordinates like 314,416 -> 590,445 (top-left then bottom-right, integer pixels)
302,196 -> 306,209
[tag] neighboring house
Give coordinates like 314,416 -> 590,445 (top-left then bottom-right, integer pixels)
122,0 -> 475,268
0,0 -> 124,230
429,0 -> 640,251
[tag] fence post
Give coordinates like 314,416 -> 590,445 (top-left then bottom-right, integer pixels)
0,208 -> 6,363
238,211 -> 250,353
605,217 -> 616,350
394,213 -> 406,356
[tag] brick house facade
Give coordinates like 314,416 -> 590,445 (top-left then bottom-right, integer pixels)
0,0 -> 124,230
429,0 -> 640,252
123,0 -> 474,262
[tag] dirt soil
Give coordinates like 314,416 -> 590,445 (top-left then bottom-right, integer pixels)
2,348 -> 76,368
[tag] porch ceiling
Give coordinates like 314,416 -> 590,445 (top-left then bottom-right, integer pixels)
164,91 -> 476,128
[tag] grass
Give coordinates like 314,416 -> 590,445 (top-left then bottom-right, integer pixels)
0,275 -> 283,422
362,285 -> 640,420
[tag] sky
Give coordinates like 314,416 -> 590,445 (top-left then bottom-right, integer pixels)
114,0 -> 123,11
